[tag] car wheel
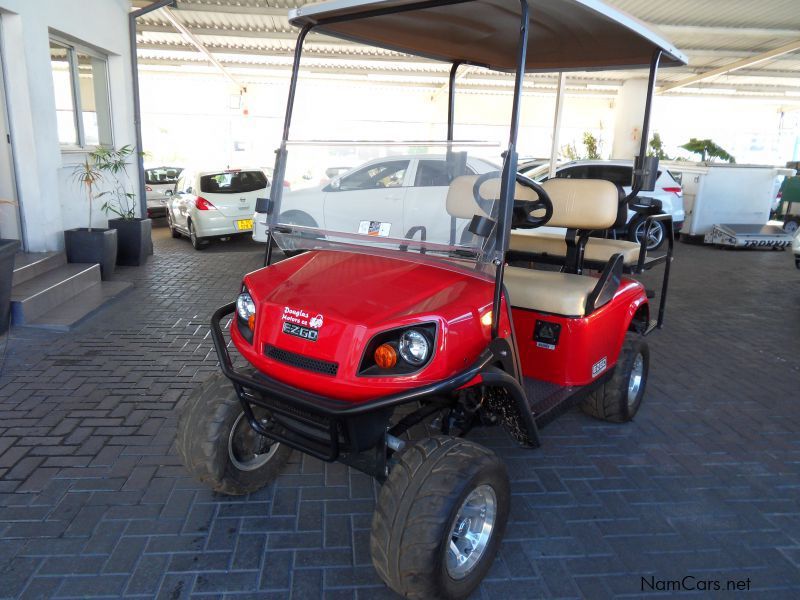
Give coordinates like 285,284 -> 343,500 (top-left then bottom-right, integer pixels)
176,372 -> 292,495
188,221 -> 208,250
370,436 -> 509,599
629,217 -> 665,251
795,257 -> 800,270
581,333 -> 649,423
167,212 -> 181,238
783,218 -> 800,234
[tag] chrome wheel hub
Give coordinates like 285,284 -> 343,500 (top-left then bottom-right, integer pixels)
627,353 -> 644,408
227,412 -> 279,472
636,221 -> 663,249
446,484 -> 497,580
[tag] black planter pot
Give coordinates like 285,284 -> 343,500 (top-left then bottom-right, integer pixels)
0,239 -> 20,335
109,218 -> 152,266
64,228 -> 118,280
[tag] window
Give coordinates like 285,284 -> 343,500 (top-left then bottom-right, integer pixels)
146,167 -> 183,185
200,171 -> 268,194
591,165 -> 632,187
49,37 -> 112,148
338,161 -> 409,191
555,166 -> 590,179
414,160 -> 451,187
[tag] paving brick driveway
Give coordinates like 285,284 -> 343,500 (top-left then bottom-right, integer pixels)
1,225 -> 799,599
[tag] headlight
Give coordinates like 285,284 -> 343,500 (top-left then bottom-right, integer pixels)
398,329 -> 430,366
236,292 -> 256,325
236,290 -> 256,343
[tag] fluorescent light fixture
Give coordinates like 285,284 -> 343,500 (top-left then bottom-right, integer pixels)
700,88 -> 737,94
784,90 -> 800,97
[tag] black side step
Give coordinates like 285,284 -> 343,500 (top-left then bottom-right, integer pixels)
524,371 -> 612,428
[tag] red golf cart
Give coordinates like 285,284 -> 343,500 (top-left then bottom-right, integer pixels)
177,1 -> 686,598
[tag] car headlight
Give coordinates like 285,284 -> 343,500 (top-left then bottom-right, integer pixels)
398,329 -> 430,366
236,290 -> 256,342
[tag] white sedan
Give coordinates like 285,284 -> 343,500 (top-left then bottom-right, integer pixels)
167,168 -> 269,250
145,166 -> 182,218
254,154 -> 498,250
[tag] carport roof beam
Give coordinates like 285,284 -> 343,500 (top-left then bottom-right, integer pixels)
660,38 -> 800,93
161,6 -> 245,90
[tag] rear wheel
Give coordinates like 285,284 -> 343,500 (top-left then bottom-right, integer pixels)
581,333 -> 649,422
188,221 -> 208,250
783,217 -> 800,234
629,217 -> 665,251
370,436 -> 509,600
176,372 -> 291,495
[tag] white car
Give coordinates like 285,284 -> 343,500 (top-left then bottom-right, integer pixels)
144,166 -> 182,218
521,159 -> 685,250
167,168 -> 269,250
793,227 -> 800,269
254,154 -> 498,250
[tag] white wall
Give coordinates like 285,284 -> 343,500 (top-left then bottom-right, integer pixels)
0,0 -> 137,252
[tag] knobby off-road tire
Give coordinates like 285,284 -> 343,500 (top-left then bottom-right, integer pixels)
370,436 -> 510,599
581,333 -> 649,422
176,372 -> 291,495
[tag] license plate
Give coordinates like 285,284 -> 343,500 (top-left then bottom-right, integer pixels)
236,219 -> 253,231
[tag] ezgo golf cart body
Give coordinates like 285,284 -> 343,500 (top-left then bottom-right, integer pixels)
177,1 -> 686,597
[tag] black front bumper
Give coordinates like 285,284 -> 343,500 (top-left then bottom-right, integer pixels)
210,302 -> 495,463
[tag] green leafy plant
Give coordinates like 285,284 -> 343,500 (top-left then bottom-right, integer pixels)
93,145 -> 138,219
648,133 -> 671,160
680,138 -> 735,163
583,131 -> 601,159
71,156 -> 104,232
561,142 -> 580,161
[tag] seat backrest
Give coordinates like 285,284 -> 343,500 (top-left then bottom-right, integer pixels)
539,179 -> 619,230
449,175 -> 619,231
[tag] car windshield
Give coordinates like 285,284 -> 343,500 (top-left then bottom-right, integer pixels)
200,170 -> 268,194
270,141 -> 504,272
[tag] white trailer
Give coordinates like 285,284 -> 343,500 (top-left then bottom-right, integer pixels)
660,162 -> 795,248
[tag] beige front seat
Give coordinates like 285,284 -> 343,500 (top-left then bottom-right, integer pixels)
508,178 -> 641,267
504,267 -> 600,317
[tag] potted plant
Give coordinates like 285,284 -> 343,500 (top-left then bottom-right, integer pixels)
94,145 -> 151,267
0,198 -> 20,335
65,156 -> 118,280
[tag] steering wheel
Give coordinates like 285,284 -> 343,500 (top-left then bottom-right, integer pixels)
472,171 -> 553,229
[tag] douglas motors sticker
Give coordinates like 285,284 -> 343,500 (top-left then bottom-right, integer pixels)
281,306 -> 324,341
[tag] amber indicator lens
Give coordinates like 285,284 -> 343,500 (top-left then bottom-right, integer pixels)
374,343 -> 398,369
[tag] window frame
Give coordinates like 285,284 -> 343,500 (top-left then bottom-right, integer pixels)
49,34 -> 113,150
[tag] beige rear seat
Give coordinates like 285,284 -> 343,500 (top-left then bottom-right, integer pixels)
508,178 -> 641,267
511,230 -> 641,265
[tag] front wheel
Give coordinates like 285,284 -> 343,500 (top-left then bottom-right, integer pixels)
370,436 -> 510,600
581,333 -> 649,422
176,372 -> 291,495
167,211 -> 181,238
629,217 -> 666,251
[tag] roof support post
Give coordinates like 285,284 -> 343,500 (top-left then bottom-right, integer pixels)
129,0 -> 176,222
548,72 -> 566,179
491,0 -> 530,339
447,61 -> 461,142
264,24 -> 313,266
632,50 -> 661,194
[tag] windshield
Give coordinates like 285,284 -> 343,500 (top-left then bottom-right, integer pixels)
270,141 -> 504,271
200,170 -> 268,194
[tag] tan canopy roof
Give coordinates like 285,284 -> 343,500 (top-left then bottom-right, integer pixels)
289,0 -> 687,72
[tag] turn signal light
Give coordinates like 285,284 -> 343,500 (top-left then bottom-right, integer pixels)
247,314 -> 255,330
196,196 -> 217,210
374,343 -> 398,369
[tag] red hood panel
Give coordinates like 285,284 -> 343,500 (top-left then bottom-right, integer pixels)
235,250 -> 501,402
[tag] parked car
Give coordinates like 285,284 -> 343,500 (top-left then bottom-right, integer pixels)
793,226 -> 800,269
145,166 -> 182,218
167,168 -> 269,250
256,154 -> 499,251
522,159 -> 685,250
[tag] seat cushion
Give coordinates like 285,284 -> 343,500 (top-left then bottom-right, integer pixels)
504,266 -> 598,317
510,230 -> 641,265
